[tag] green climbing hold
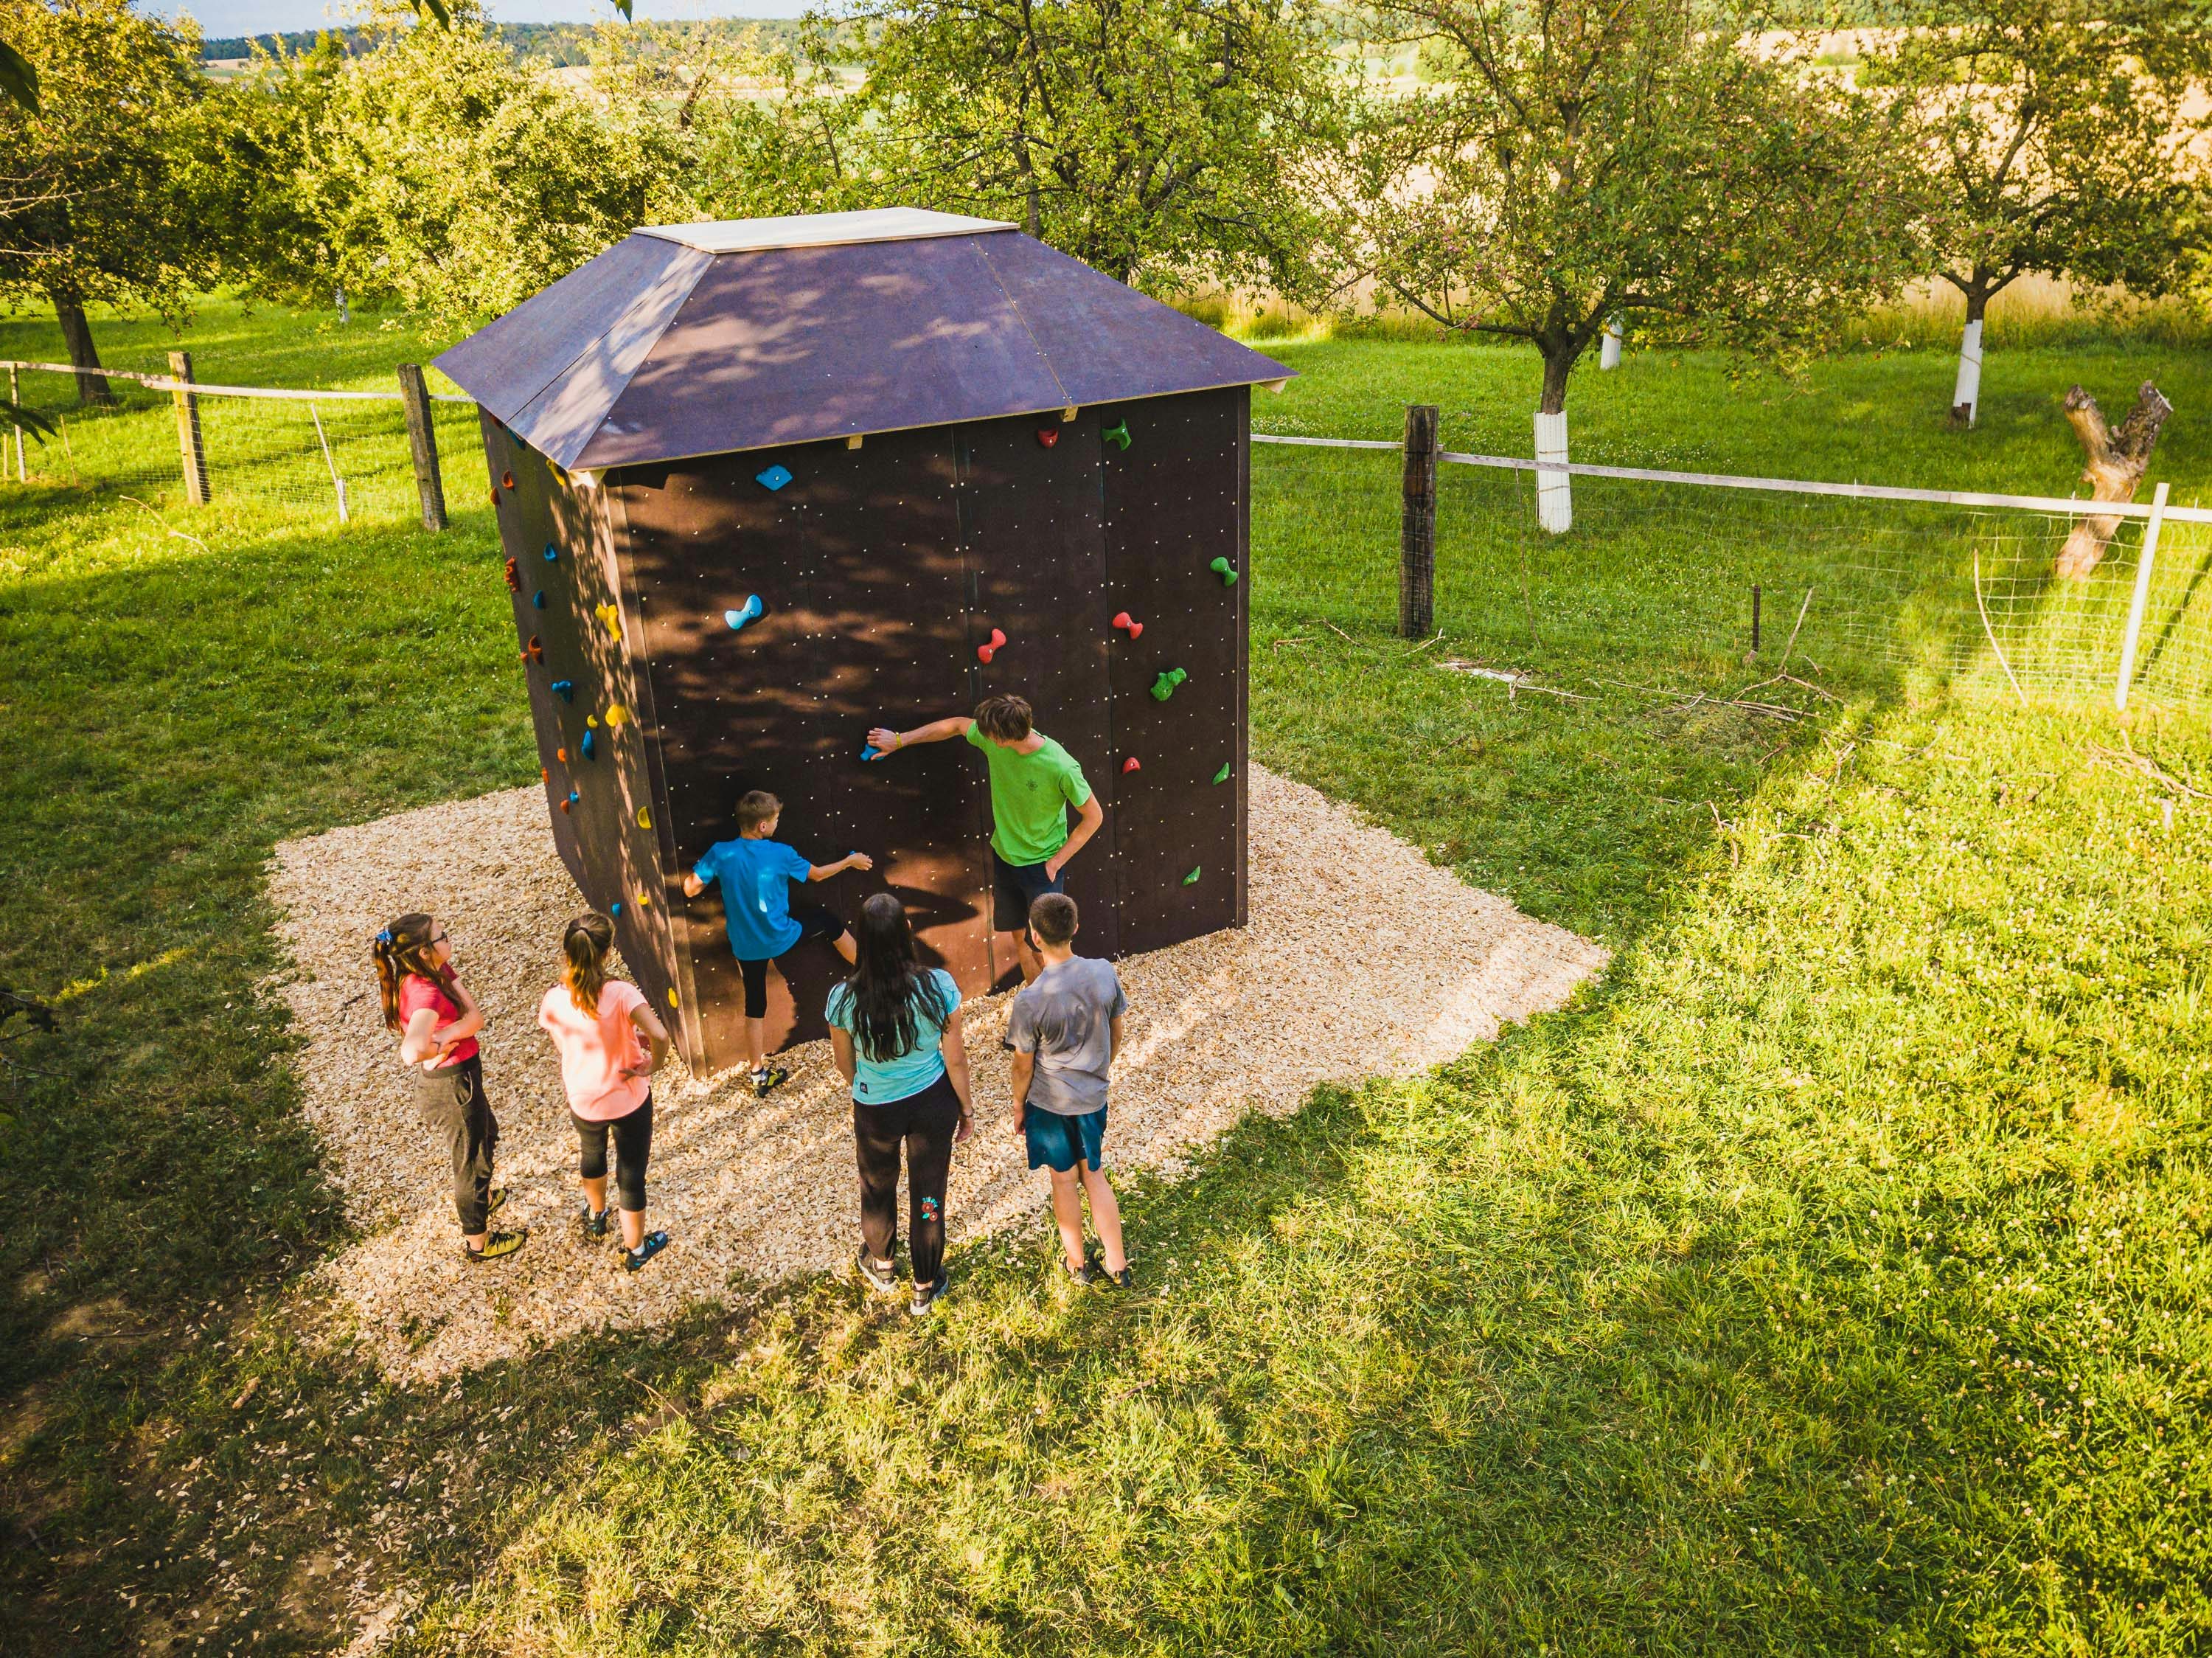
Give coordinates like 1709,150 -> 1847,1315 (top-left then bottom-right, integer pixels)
1150,667 -> 1187,702
1209,556 -> 1239,586
1102,419 -> 1132,451
1182,867 -> 1201,885
1213,761 -> 1231,785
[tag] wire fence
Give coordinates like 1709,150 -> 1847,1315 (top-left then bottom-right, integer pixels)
1,360 -> 474,525
6,358 -> 2204,714
1251,436 -> 2212,715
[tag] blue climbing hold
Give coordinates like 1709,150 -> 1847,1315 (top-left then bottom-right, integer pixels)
580,728 -> 597,761
611,901 -> 624,918
725,594 -> 765,631
543,542 -> 558,562
756,464 -> 793,492
861,745 -> 883,763
532,591 -> 545,608
552,679 -> 575,703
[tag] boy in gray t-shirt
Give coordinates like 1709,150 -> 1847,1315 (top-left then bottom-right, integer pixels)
1006,893 -> 1130,1287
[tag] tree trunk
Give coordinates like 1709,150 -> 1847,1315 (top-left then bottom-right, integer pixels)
2055,381 -> 2173,580
1950,288 -> 1989,429
1538,341 -> 1573,415
49,291 -> 114,407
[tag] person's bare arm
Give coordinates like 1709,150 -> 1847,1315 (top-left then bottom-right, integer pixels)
941,1010 -> 974,1140
398,1007 -> 443,1066
623,1003 -> 671,1082
1108,1013 -> 1124,1064
1045,793 -> 1105,880
830,1027 -> 857,1086
1008,1049 -> 1034,1130
807,852 -> 874,881
428,977 -> 484,1052
865,715 -> 973,755
682,871 -> 706,898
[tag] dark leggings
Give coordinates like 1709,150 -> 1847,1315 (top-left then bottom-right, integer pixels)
852,1072 -> 961,1286
574,1094 -> 653,1213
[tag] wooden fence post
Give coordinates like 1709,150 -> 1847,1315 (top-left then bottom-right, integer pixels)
168,350 -> 209,504
1400,403 -> 1439,639
397,364 -> 448,531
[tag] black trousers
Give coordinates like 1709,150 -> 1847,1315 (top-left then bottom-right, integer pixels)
410,1055 -> 497,1235
574,1094 -> 653,1213
852,1072 -> 961,1286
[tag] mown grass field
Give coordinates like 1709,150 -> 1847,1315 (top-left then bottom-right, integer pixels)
2,297 -> 2210,1654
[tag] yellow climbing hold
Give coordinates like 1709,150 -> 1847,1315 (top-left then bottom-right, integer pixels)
636,891 -> 651,907
606,704 -> 633,727
596,602 -> 622,639
636,806 -> 653,829
666,988 -> 678,1008
586,715 -> 599,729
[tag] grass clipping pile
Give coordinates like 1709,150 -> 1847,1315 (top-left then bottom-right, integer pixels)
268,766 -> 1607,1380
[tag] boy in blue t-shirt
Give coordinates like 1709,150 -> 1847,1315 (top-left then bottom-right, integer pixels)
683,789 -> 872,1096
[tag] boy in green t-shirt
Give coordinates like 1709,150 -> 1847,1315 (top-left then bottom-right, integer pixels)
866,695 -> 1103,983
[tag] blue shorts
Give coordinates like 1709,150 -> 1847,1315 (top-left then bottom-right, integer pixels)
1023,1104 -> 1107,1173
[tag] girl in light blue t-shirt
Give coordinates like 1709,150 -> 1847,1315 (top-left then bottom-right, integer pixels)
827,894 -> 973,1314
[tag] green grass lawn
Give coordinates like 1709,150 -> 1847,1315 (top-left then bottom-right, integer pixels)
3,296 -> 2211,1654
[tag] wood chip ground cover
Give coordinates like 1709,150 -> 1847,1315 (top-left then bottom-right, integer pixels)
266,765 -> 1607,1380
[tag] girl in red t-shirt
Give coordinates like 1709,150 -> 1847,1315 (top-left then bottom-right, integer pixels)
372,912 -> 526,1262
538,912 -> 672,1271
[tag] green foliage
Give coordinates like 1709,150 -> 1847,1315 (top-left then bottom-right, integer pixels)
1319,0 -> 1929,410
1863,0 -> 2212,322
821,0 -> 1339,290
0,0 -> 218,318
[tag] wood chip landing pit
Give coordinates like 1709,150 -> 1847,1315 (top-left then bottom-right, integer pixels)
266,766 -> 1608,1381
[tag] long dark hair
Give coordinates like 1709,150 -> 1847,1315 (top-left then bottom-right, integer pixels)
563,912 -> 613,1014
842,892 -> 949,1064
372,912 -> 448,1034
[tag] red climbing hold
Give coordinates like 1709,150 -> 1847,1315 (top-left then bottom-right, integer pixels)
977,626 -> 1007,665
489,486 -> 501,507
504,556 -> 520,592
540,767 -> 549,783
1037,427 -> 1060,448
501,470 -> 516,490
1122,756 -> 1141,773
556,746 -> 568,763
1112,611 -> 1144,640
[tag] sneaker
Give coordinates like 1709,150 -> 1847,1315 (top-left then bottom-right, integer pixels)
623,1230 -> 669,1272
909,1272 -> 949,1315
462,1229 -> 527,1263
855,1247 -> 899,1295
751,1065 -> 790,1099
580,1199 -> 611,1239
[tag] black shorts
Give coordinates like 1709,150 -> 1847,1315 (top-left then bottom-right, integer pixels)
737,902 -> 849,1019
991,850 -> 1065,935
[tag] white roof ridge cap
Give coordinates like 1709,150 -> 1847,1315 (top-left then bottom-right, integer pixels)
634,209 -> 1019,255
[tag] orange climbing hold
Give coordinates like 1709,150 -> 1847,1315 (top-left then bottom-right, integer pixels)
521,634 -> 544,665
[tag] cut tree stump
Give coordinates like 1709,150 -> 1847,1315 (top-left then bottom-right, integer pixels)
2056,381 -> 2172,580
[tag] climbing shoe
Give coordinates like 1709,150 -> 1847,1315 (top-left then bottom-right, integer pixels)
1063,1252 -> 1099,1287
751,1065 -> 790,1099
487,1187 -> 507,1216
580,1199 -> 611,1239
624,1230 -> 670,1272
463,1229 -> 527,1263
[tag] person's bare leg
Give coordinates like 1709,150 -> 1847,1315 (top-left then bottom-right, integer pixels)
1079,1165 -> 1127,1274
1047,1165 -> 1088,1271
620,1207 -> 644,1251
463,1230 -> 487,1252
582,1173 -> 608,1215
1001,929 -> 1043,983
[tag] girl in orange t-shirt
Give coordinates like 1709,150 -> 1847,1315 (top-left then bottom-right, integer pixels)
538,912 -> 672,1271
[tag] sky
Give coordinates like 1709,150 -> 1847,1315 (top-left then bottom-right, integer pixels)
163,0 -> 799,41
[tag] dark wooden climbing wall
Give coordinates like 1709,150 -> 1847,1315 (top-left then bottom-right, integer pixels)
477,389 -> 1248,1078
1102,387 -> 1250,954
483,411 -> 687,1035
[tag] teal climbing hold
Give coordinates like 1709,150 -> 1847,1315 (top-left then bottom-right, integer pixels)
543,542 -> 558,562
611,901 -> 623,918
1150,667 -> 1187,702
552,679 -> 575,703
1182,867 -> 1200,885
757,464 -> 793,492
1102,419 -> 1131,451
1209,556 -> 1239,586
532,591 -> 545,608
580,728 -> 597,760
726,594 -> 765,631
1213,761 -> 1231,784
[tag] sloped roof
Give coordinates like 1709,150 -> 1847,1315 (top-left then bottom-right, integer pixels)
433,209 -> 1293,473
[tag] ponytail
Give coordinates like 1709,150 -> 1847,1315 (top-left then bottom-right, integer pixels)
563,912 -> 614,1014
372,912 -> 443,1033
